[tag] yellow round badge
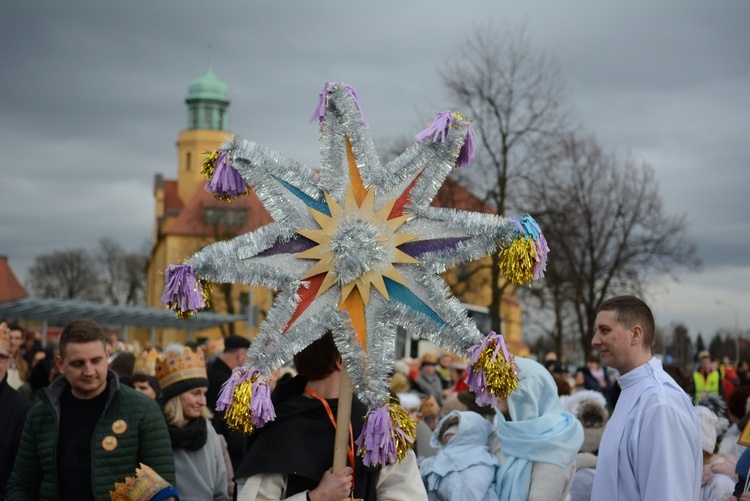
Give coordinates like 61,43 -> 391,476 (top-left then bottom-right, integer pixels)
102,436 -> 118,451
112,419 -> 128,434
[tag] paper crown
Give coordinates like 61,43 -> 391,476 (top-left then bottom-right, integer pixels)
109,463 -> 179,501
0,322 -> 9,353
154,347 -> 208,401
133,349 -> 160,376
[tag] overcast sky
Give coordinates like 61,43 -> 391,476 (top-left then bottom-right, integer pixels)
1,1 -> 748,340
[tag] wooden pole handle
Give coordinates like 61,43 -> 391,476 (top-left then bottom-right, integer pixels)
332,365 -> 353,473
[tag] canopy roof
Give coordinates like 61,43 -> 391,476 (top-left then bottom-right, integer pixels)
0,296 -> 244,330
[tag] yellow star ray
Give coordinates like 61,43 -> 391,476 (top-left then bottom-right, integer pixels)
297,183 -> 420,308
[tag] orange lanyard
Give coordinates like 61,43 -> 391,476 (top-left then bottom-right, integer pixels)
304,386 -> 356,474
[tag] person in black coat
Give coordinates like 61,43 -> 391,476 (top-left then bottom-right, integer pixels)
576,353 -> 615,410
206,334 -> 251,472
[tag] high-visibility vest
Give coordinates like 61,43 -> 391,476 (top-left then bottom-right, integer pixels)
694,370 -> 720,398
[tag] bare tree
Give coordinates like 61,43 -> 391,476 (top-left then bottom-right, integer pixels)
122,250 -> 149,306
96,237 -> 126,304
441,22 -> 572,333
666,323 -> 693,374
94,238 -> 149,306
27,249 -> 102,300
525,134 -> 700,358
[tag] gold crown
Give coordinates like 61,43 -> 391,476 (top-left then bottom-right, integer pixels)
109,463 -> 171,501
133,349 -> 160,376
0,322 -> 9,353
155,347 -> 207,390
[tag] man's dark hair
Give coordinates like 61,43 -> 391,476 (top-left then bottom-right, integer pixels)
109,351 -> 136,378
59,318 -> 107,358
597,295 -> 655,349
128,373 -> 162,398
293,332 -> 340,382
7,322 -> 23,333
727,385 -> 750,420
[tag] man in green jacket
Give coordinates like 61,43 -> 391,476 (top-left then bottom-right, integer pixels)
7,318 -> 175,500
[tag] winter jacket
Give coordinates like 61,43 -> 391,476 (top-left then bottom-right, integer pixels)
0,376 -> 32,498
7,370 -> 175,500
171,418 -> 228,501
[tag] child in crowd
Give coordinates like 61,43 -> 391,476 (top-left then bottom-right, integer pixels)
419,410 -> 499,501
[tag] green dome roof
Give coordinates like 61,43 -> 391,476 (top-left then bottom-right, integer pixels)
187,67 -> 229,102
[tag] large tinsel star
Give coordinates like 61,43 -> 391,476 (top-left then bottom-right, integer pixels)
165,82 -> 547,465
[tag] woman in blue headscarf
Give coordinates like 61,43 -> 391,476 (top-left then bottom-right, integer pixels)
494,357 -> 584,501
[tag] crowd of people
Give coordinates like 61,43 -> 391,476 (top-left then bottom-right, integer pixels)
0,295 -> 747,500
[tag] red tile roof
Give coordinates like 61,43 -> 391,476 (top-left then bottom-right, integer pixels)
162,175 -> 491,239
164,181 -> 273,237
163,179 -> 184,215
0,256 -> 29,302
432,176 -> 495,214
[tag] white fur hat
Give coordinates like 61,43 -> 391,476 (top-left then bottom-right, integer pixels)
695,405 -> 718,454
565,390 -> 609,453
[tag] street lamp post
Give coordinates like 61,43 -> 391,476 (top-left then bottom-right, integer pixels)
717,299 -> 740,364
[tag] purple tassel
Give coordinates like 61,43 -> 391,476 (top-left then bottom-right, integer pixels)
250,374 -> 276,427
415,110 -> 453,143
205,150 -> 247,199
356,405 -> 397,467
308,82 -> 369,127
533,231 -> 549,279
160,264 -> 206,315
341,83 -> 369,127
215,368 -> 248,411
309,81 -> 335,124
456,124 -> 478,167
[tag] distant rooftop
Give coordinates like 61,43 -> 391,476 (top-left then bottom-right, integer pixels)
0,256 -> 29,302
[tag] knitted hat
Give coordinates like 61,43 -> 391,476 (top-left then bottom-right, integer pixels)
223,334 -> 251,350
110,463 -> 180,501
155,347 -> 208,403
0,322 -> 9,354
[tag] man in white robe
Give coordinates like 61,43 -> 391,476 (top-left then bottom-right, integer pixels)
591,295 -> 701,500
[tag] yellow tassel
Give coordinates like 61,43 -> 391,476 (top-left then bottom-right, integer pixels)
499,237 -> 537,285
224,380 -> 256,436
201,150 -> 219,181
476,342 -> 519,399
389,403 -> 416,462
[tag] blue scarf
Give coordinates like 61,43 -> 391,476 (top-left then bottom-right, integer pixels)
494,357 -> 584,501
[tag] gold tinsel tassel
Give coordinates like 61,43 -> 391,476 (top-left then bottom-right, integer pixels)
499,237 -> 537,286
201,150 -> 219,181
389,403 -> 417,462
471,334 -> 519,400
223,380 -> 256,436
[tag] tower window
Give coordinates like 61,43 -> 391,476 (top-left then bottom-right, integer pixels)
186,152 -> 191,172
191,108 -> 198,129
205,208 -> 247,227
